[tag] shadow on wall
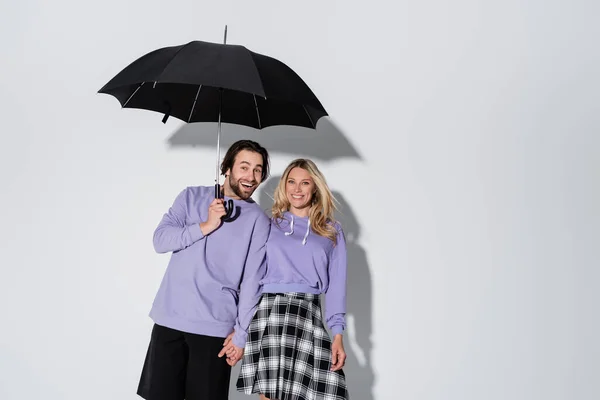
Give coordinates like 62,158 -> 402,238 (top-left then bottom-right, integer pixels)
226,176 -> 375,400
166,117 -> 362,162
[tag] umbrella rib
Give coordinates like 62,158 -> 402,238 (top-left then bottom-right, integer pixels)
302,105 -> 315,128
253,94 -> 262,129
123,82 -> 145,107
188,85 -> 203,122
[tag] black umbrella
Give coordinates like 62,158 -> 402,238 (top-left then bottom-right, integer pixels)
99,27 -> 327,219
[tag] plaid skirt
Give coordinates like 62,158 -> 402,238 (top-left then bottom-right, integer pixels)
236,292 -> 349,400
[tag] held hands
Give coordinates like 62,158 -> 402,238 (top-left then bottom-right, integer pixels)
200,199 -> 227,235
330,334 -> 347,371
217,332 -> 345,369
218,332 -> 244,366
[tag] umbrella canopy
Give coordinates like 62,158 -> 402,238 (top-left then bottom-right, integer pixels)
98,40 -> 327,128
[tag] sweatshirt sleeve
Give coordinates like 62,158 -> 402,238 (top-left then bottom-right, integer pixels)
152,188 -> 205,254
232,214 -> 270,348
325,224 -> 347,336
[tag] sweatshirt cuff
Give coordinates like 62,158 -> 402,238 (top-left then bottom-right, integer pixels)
187,223 -> 204,243
331,325 -> 344,337
232,330 -> 248,349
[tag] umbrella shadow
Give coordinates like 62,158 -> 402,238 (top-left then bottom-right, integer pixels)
166,117 -> 362,161
228,177 -> 375,400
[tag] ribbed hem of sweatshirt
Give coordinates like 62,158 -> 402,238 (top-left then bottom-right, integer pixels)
232,329 -> 248,348
262,283 -> 321,294
186,223 -> 204,243
149,309 -> 233,339
331,325 -> 344,336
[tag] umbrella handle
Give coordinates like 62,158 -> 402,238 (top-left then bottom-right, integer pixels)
214,183 -> 235,220
223,199 -> 234,220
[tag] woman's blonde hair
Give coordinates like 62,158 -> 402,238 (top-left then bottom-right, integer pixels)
272,159 -> 339,244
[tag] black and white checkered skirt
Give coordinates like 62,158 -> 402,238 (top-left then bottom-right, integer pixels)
236,292 -> 349,400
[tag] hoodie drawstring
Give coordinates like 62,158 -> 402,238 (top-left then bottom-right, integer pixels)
285,215 -> 295,236
284,215 -> 310,245
302,218 -> 310,245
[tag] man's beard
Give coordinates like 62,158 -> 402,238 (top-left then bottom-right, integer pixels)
228,174 -> 254,200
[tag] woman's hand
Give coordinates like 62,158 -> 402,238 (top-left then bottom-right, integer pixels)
218,332 -> 244,366
330,334 -> 346,371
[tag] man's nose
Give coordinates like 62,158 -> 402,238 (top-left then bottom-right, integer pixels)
247,171 -> 258,183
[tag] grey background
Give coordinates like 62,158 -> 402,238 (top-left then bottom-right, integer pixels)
1,1 -> 598,399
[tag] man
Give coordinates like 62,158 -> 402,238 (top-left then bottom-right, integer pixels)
137,140 -> 271,400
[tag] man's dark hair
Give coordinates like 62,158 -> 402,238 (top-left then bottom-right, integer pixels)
220,140 -> 270,182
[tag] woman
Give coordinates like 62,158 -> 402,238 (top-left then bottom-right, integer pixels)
232,158 -> 349,400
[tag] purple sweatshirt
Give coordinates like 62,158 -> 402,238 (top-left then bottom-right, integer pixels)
149,186 -> 270,348
260,212 -> 347,336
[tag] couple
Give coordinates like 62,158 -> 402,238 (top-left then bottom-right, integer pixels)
137,140 -> 349,400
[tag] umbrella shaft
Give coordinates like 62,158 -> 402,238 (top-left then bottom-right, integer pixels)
216,25 -> 227,187
216,115 -> 221,184
216,89 -> 223,185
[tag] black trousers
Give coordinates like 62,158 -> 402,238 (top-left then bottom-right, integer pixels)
137,324 -> 231,400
